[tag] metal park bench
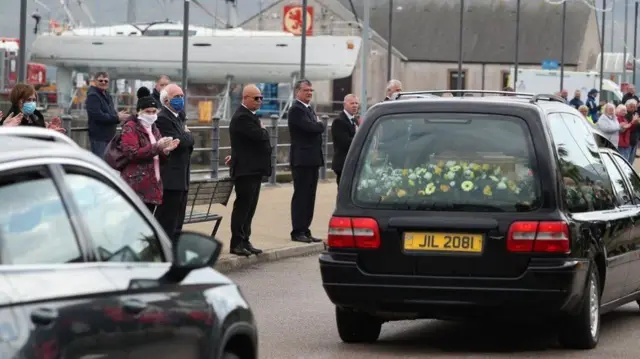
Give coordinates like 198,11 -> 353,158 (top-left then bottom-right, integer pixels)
184,177 -> 234,237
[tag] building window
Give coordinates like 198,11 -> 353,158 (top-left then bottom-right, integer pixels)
448,70 -> 467,92
501,71 -> 510,89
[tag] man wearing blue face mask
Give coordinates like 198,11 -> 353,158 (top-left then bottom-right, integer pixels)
154,83 -> 195,241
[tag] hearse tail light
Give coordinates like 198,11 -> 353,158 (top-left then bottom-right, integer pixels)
327,216 -> 380,249
507,221 -> 570,254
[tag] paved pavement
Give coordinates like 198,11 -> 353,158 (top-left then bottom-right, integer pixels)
183,181 -> 336,272
228,255 -> 640,359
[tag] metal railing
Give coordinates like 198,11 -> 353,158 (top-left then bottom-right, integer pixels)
60,114 -> 334,184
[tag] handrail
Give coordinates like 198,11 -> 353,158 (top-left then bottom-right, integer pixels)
394,90 -> 537,99
0,127 -> 80,147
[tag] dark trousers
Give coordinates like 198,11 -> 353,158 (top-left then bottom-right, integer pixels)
145,203 -> 156,213
334,171 -> 341,188
291,166 -> 319,236
90,139 -> 109,158
155,190 -> 188,242
230,175 -> 262,249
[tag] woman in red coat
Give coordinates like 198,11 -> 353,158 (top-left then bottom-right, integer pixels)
616,104 -> 637,161
120,87 -> 180,212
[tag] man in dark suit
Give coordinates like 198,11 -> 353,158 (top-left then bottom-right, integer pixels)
288,79 -> 324,244
228,84 -> 272,257
152,75 -> 170,108
331,94 -> 360,186
154,83 -> 195,241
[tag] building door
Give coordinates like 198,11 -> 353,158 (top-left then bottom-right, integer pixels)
332,75 -> 352,111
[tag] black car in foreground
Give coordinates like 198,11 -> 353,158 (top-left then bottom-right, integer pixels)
320,90 -> 640,350
0,127 -> 257,359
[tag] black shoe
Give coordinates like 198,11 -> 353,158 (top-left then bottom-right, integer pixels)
244,242 -> 263,255
291,234 -> 312,243
306,233 -> 323,243
230,245 -> 251,257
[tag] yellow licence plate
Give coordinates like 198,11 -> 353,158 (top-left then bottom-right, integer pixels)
403,232 -> 484,253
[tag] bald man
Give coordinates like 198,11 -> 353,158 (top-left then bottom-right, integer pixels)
227,84 -> 272,256
331,94 -> 359,187
154,84 -> 195,241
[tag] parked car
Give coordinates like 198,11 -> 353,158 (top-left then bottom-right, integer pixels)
320,90 -> 640,350
0,127 -> 257,359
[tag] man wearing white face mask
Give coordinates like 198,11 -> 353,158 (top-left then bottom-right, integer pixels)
120,87 -> 179,212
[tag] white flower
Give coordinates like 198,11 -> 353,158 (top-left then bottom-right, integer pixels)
450,181 -> 456,187
408,173 -> 417,180
446,161 -> 456,167
445,172 -> 456,180
423,172 -> 433,180
497,182 -> 507,190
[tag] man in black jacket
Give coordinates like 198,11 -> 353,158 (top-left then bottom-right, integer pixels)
383,79 -> 403,101
331,94 -> 359,186
85,71 -> 128,156
152,75 -> 170,108
288,79 -> 324,244
154,83 -> 195,241
228,84 -> 272,256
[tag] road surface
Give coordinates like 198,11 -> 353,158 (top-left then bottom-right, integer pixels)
228,255 -> 640,359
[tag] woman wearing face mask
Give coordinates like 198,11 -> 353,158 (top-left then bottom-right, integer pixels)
0,83 -> 65,131
120,87 -> 180,212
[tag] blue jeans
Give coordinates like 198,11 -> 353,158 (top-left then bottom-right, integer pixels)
90,139 -> 109,158
619,146 -> 632,162
630,143 -> 638,165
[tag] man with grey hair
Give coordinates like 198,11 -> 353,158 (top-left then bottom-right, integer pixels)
154,83 -> 195,241
331,94 -> 360,187
288,79 -> 324,243
384,79 -> 403,101
622,84 -> 640,106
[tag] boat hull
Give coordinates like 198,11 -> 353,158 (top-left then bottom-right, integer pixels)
30,35 -> 362,83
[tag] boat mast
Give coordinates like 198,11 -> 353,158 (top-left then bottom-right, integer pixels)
225,0 -> 237,28
126,0 -> 136,23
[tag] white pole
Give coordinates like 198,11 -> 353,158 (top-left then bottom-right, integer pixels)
360,2 -> 370,115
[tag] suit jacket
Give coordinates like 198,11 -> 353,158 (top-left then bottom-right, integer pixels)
287,100 -> 325,167
155,107 -> 195,191
229,106 -> 272,178
331,111 -> 357,173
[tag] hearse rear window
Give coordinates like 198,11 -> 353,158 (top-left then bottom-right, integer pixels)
353,113 -> 541,212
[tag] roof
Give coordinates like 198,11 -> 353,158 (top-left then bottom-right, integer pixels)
337,0 -> 594,64
0,130 -> 106,169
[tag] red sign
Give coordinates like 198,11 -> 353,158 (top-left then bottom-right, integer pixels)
283,5 -> 313,36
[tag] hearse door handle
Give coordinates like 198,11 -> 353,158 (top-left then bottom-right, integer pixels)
122,298 -> 148,314
30,307 -> 59,326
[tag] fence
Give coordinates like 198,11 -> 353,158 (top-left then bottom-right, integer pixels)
60,114 -> 334,184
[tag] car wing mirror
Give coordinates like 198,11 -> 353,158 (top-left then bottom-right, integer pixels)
159,231 -> 222,283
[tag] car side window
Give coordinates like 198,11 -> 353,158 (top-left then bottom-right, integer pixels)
547,113 -> 616,212
0,167 -> 82,264
601,153 -> 632,204
610,153 -> 640,201
62,170 -> 164,263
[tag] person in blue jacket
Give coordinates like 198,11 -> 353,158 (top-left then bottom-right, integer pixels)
586,88 -> 600,123
85,71 -> 129,157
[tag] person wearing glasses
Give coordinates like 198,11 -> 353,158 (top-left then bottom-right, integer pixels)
85,71 -> 129,156
154,83 -> 194,242
227,84 -> 272,257
0,83 -> 65,132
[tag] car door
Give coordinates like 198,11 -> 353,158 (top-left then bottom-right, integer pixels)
599,152 -> 638,297
0,163 -> 125,358
0,274 -> 24,359
608,152 -> 640,293
57,164 -> 216,359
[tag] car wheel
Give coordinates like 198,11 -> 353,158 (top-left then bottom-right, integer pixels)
558,262 -> 600,350
335,306 -> 382,343
222,352 -> 241,359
